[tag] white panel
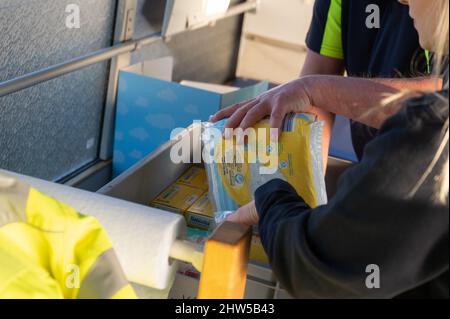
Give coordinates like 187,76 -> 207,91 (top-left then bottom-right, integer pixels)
180,80 -> 239,93
236,0 -> 314,83
236,38 -> 308,84
124,56 -> 174,80
242,0 -> 314,46
162,0 -> 230,37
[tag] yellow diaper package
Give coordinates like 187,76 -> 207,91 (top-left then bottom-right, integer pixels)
203,113 -> 327,211
151,183 -> 204,214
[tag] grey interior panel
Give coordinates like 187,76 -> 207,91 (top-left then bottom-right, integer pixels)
0,0 -> 116,181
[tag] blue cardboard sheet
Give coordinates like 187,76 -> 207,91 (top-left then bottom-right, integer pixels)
113,68 -> 268,176
329,115 -> 358,162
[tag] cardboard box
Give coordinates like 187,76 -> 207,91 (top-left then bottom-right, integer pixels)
185,192 -> 215,230
151,183 -> 204,214
176,166 -> 209,191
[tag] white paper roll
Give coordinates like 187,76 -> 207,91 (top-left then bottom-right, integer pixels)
1,170 -> 186,290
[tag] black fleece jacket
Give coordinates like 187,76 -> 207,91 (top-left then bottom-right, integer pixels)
255,91 -> 449,299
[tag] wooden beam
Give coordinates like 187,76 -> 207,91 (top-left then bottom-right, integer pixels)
198,221 -> 252,299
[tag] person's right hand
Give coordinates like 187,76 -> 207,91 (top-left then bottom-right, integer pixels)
225,201 -> 259,226
209,77 -> 314,139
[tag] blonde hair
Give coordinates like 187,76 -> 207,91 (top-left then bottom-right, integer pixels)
405,0 -> 449,203
432,0 -> 449,68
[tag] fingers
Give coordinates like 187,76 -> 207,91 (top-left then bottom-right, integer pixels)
269,103 -> 287,134
239,101 -> 270,130
225,201 -> 259,226
209,99 -> 255,123
210,91 -> 289,141
224,99 -> 260,130
226,210 -> 255,226
225,210 -> 246,224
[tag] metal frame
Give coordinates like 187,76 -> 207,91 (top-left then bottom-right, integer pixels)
62,160 -> 113,191
162,0 -> 258,38
0,1 -> 257,98
187,0 -> 258,31
0,40 -> 138,98
100,0 -> 138,160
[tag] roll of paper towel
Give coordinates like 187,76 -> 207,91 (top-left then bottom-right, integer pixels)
1,170 -> 186,290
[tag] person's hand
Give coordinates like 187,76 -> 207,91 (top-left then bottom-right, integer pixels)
209,77 -> 314,137
225,201 -> 259,226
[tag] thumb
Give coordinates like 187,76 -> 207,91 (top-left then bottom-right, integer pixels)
225,211 -> 242,223
225,201 -> 259,226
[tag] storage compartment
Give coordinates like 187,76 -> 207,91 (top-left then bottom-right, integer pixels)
97,126 -> 352,298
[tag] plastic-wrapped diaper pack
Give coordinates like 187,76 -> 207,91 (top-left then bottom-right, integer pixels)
203,113 -> 327,215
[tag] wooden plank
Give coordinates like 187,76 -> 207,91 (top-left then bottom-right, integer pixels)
198,221 -> 252,299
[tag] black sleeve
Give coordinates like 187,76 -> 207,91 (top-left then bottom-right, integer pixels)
255,101 -> 449,298
305,0 -> 331,54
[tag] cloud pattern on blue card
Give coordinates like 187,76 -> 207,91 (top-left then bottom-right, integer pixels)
112,70 -> 269,177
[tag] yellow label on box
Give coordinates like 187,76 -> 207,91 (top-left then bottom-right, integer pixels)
249,236 -> 269,265
185,193 -> 215,230
176,166 -> 209,191
187,193 -> 214,216
151,183 -> 204,214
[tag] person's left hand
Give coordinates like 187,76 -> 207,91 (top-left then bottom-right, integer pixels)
226,201 -> 259,226
209,78 -> 314,138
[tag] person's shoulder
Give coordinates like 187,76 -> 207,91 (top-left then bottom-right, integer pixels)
377,90 -> 448,139
403,90 -> 449,125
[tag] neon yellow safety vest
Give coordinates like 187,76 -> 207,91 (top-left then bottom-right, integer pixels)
0,173 -> 137,299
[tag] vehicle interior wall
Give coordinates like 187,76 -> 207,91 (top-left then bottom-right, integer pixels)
0,0 -> 245,183
0,0 -> 117,181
